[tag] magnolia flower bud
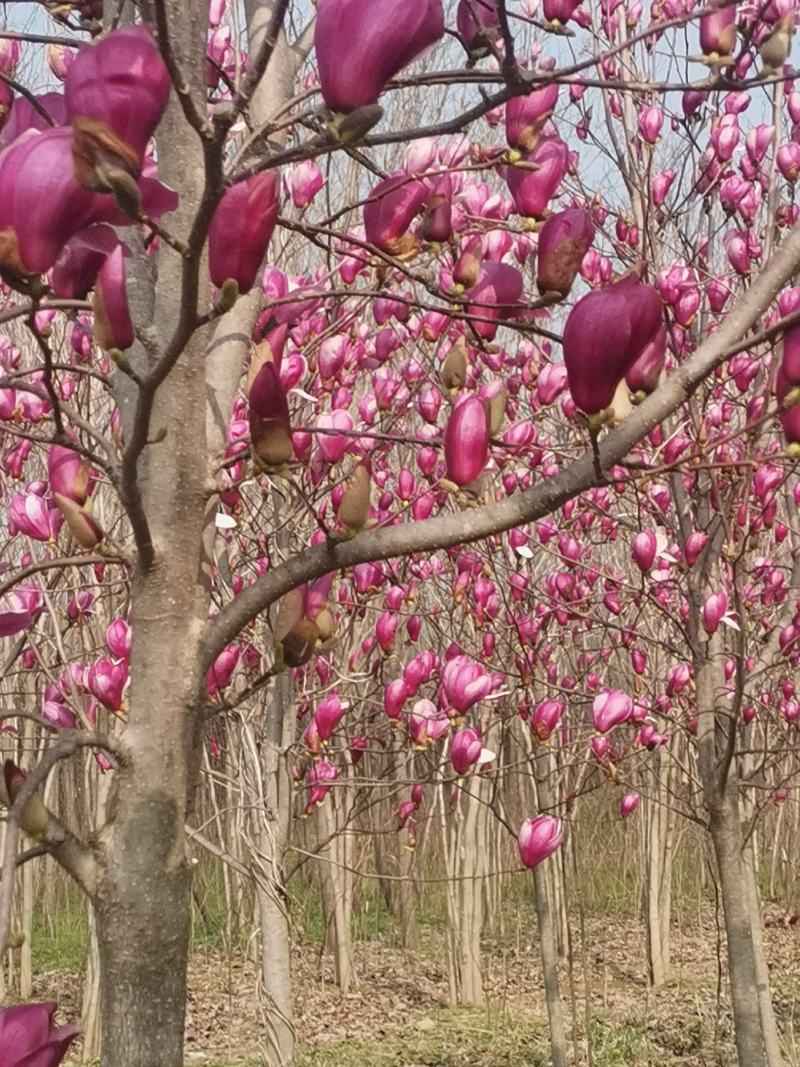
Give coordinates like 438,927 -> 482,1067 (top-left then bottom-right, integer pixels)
444,396 -> 489,488
337,463 -> 371,531
760,13 -> 795,75
209,173 -> 280,294
536,207 -> 595,297
315,0 -> 444,113
3,759 -> 50,839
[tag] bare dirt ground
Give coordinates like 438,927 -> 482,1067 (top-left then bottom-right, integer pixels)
40,908 -> 800,1065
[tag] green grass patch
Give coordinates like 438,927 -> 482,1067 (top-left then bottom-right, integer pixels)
31,894 -> 88,974
294,1007 -> 547,1067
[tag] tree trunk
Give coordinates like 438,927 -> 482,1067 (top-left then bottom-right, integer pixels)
95,859 -> 191,1067
743,841 -> 786,1067
93,0 -> 210,1052
695,616 -> 770,1067
708,786 -> 768,1067
532,863 -> 568,1067
254,671 -> 296,1067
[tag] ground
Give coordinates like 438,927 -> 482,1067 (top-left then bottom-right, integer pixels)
30,903 -> 800,1066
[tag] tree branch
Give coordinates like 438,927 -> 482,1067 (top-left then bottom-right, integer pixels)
200,215 -> 800,666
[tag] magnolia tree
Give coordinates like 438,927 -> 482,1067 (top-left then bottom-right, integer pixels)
2,0 -> 800,1065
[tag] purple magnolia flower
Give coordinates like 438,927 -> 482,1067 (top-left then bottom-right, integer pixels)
0,127 -> 177,287
562,274 -> 663,415
0,1002 -> 79,1066
208,173 -> 280,294
0,92 -> 68,147
315,0 -> 445,113
93,244 -> 134,351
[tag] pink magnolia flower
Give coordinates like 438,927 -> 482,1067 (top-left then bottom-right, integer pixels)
315,0 -> 444,113
444,395 -> 489,487
207,645 -> 240,697
620,792 -> 640,818
651,169 -> 676,206
305,760 -> 338,813
542,0 -> 582,23
0,588 -> 42,638
105,618 -> 131,660
65,27 -> 171,189
249,362 -> 292,468
51,224 -> 121,301
450,726 -> 483,774
363,173 -> 427,254
86,656 -> 128,711
316,410 -> 354,465
289,160 -> 325,208
209,173 -> 280,294
638,105 -> 663,144
465,262 -> 524,340
518,815 -> 563,868
0,127 -> 177,285
8,491 -> 62,542
684,530 -> 709,565
441,654 -> 493,713
531,698 -> 565,742
637,723 -> 669,749
384,678 -> 409,720
702,590 -> 729,634
0,1002 -> 79,1067
313,692 -> 346,741
505,135 -> 569,219
592,689 -> 633,733
48,445 -> 93,506
700,3 -> 737,57
408,698 -> 450,745
631,530 -> 657,571
505,81 -> 559,153
537,362 -> 569,406
94,244 -> 134,350
0,92 -> 68,147
777,142 -> 800,181
457,0 -> 500,49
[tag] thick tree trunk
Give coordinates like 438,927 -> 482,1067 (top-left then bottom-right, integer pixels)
92,0 -> 210,1054
95,849 -> 191,1067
